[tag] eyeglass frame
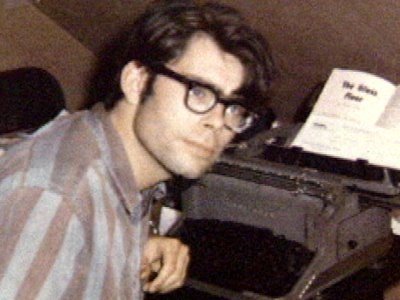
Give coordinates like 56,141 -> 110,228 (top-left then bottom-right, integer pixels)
143,62 -> 258,133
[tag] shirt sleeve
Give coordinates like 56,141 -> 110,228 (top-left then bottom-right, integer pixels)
0,186 -> 85,299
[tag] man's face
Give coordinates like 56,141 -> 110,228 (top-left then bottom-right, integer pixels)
134,33 -> 245,178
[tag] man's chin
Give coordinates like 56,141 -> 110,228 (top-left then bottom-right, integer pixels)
175,166 -> 208,179
171,160 -> 213,179
159,150 -> 217,179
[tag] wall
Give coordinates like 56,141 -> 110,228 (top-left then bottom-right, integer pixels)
0,2 -> 95,110
4,1 -> 400,121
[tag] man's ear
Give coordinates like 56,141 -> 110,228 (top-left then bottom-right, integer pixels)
120,61 -> 148,105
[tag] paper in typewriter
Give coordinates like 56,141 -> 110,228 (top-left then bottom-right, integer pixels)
291,68 -> 400,170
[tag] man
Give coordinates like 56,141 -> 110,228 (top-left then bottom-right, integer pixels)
0,0 -> 275,298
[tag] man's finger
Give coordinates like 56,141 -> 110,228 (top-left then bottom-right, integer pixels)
147,240 -> 189,293
158,249 -> 190,293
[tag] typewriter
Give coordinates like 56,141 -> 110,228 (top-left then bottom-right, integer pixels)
161,124 -> 400,300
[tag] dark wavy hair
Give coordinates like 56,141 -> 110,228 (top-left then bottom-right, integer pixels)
88,0 -> 276,111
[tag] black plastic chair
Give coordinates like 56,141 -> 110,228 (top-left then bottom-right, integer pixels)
0,67 -> 65,134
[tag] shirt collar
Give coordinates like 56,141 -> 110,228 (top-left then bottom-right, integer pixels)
89,103 -> 147,214
141,182 -> 167,201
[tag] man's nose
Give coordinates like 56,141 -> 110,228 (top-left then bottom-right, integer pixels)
203,103 -> 225,130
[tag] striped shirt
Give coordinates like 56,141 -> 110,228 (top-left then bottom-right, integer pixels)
0,104 -> 155,300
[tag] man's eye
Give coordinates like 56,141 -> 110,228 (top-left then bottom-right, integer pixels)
189,85 -> 208,99
227,104 -> 245,115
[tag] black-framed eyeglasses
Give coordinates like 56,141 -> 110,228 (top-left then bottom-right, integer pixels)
145,63 -> 258,133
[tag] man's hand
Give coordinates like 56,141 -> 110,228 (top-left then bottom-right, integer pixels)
141,236 -> 190,294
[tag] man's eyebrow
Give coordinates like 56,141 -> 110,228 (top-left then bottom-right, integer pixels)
185,74 -> 222,92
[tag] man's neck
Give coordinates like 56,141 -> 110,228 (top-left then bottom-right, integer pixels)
109,101 -> 171,190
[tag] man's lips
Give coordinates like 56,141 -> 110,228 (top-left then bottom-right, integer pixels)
183,139 -> 216,157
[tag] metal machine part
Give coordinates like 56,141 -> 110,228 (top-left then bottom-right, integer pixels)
177,127 -> 398,299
